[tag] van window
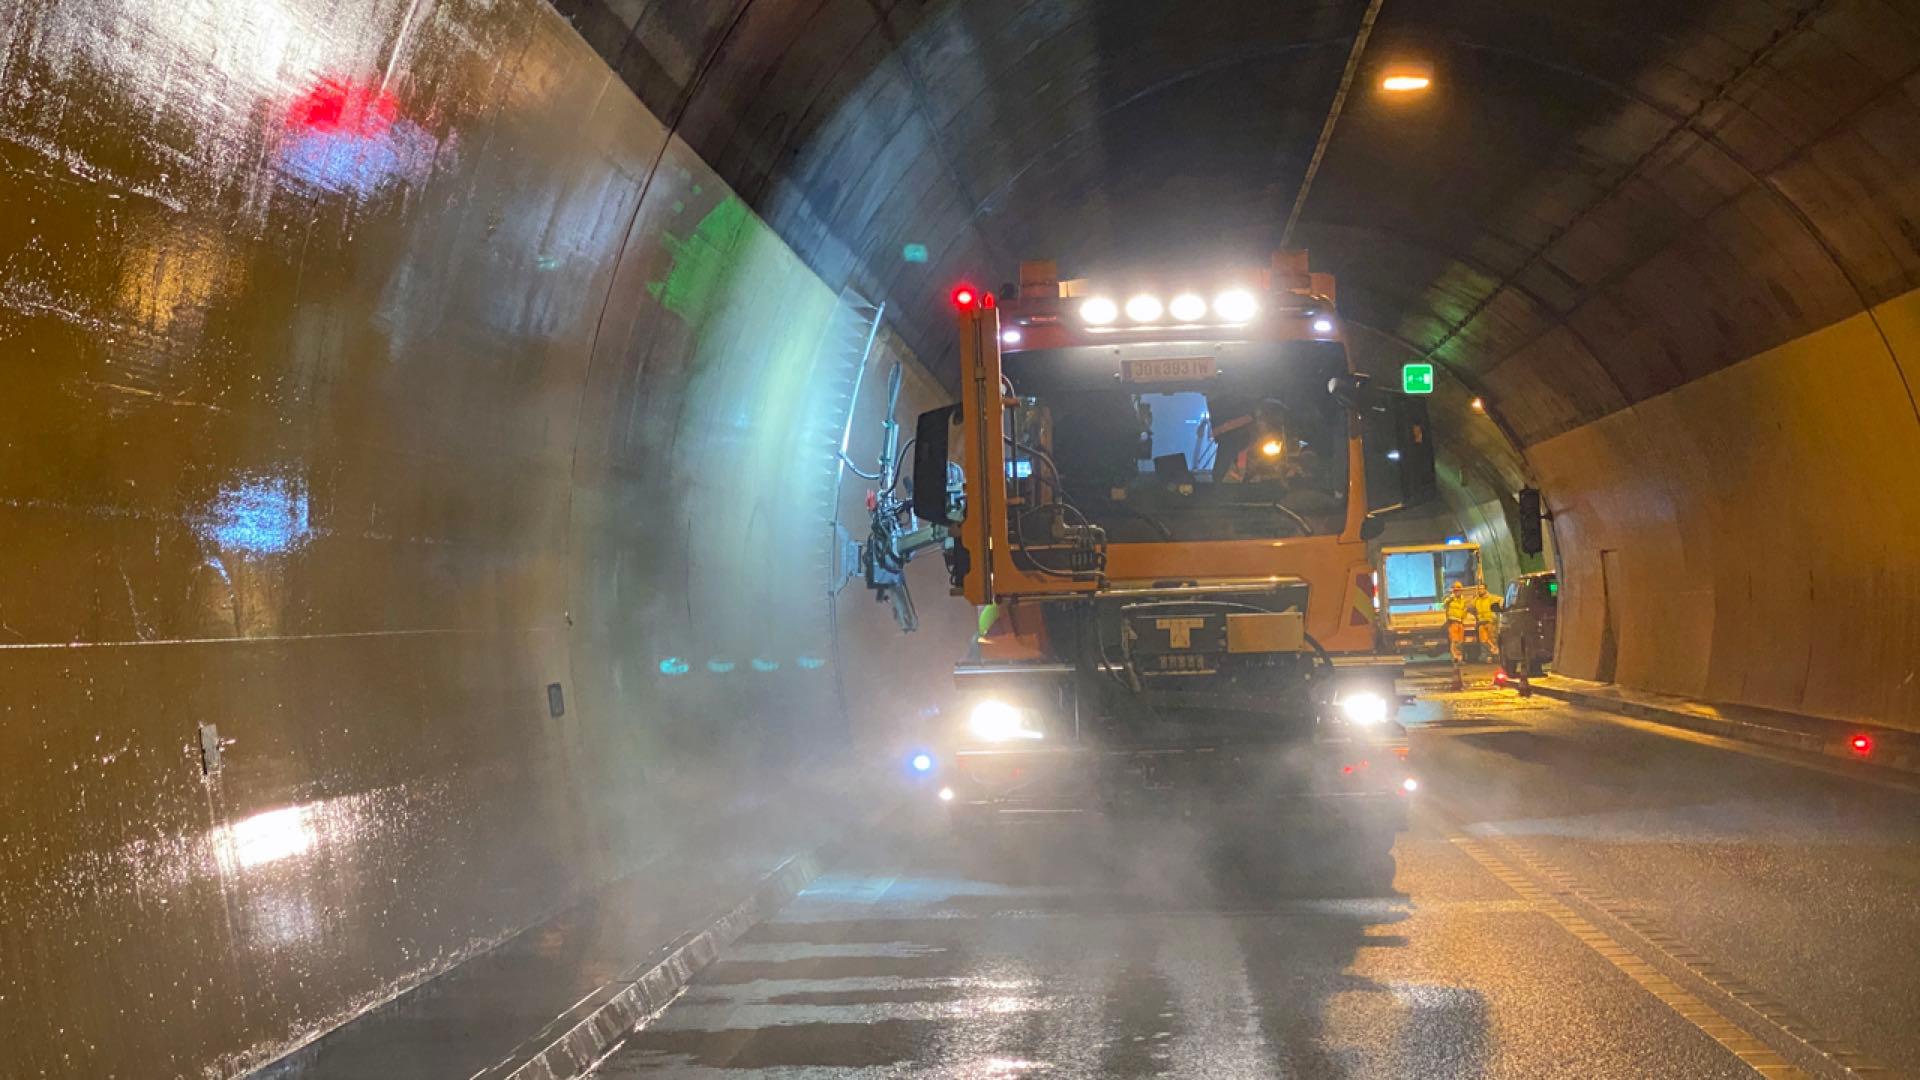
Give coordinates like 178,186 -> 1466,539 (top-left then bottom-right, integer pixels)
1521,578 -> 1558,609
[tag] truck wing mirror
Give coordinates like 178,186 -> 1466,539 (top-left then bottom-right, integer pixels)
1393,395 -> 1439,508
912,405 -> 963,525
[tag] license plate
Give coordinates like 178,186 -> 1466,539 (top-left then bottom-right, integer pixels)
1122,356 -> 1216,383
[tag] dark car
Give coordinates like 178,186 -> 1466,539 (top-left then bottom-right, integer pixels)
1498,571 -> 1558,676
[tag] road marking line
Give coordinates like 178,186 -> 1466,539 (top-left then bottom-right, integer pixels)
1450,835 -> 1810,1078
1481,832 -> 1897,1078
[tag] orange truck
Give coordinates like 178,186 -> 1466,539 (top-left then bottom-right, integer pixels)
895,254 -> 1439,843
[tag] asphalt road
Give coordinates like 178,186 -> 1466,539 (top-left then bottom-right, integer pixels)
593,669 -> 1920,1078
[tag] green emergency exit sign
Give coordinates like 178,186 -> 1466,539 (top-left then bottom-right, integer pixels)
1402,362 -> 1436,395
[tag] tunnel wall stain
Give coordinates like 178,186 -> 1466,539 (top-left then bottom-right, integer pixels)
1534,288 -> 1920,730
0,0 -> 971,1075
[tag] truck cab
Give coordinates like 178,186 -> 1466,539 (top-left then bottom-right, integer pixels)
905,254 -> 1440,842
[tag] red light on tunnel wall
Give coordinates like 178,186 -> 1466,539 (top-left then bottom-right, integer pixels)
287,79 -> 399,136
1850,734 -> 1874,756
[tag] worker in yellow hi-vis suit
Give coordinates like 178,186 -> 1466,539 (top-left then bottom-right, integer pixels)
1475,587 -> 1501,663
1443,582 -> 1472,690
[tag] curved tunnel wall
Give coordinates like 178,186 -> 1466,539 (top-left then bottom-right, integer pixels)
0,1 -> 969,1074
548,0 -> 1920,729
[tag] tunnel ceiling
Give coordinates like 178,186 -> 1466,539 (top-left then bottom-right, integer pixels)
559,0 -> 1920,468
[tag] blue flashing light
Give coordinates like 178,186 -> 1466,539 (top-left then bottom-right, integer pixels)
910,752 -> 934,774
659,657 -> 690,676
1445,535 -> 1467,545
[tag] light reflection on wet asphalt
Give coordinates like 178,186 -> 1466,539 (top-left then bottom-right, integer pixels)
595,667 -> 1920,1078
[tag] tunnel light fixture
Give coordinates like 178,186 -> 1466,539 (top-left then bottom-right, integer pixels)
1124,293 -> 1164,323
1080,297 -> 1119,325
1213,289 -> 1259,323
1470,396 -> 1486,413
1169,293 -> 1207,322
1381,62 -> 1434,94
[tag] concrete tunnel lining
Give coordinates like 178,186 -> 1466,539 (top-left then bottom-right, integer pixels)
4,0 -> 1920,1074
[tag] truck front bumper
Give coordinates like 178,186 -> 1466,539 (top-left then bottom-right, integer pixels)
941,740 -> 1415,829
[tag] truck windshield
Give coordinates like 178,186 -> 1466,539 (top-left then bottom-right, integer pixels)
1383,548 -> 1481,615
1003,340 -> 1351,542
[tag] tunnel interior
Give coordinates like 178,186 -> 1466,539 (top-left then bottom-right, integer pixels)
3,0 -> 1919,1075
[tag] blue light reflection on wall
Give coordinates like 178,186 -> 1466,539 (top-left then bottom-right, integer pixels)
281,124 -> 439,198
655,656 -> 832,678
198,478 -> 311,555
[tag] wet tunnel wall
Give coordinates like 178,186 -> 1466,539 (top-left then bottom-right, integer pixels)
0,0 -> 970,1074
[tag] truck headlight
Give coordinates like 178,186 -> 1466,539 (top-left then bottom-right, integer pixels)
968,699 -> 1043,742
1338,691 -> 1390,726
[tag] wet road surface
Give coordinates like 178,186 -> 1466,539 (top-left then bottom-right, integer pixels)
593,669 -> 1920,1077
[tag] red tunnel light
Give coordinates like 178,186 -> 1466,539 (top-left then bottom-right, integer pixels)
1850,733 -> 1873,756
952,285 -> 978,309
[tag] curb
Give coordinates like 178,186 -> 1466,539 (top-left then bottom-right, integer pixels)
476,844 -> 841,1080
1523,681 -> 1920,778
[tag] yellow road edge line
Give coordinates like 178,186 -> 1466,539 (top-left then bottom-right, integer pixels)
1484,833 -> 1898,1078
1451,836 -> 1811,1080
